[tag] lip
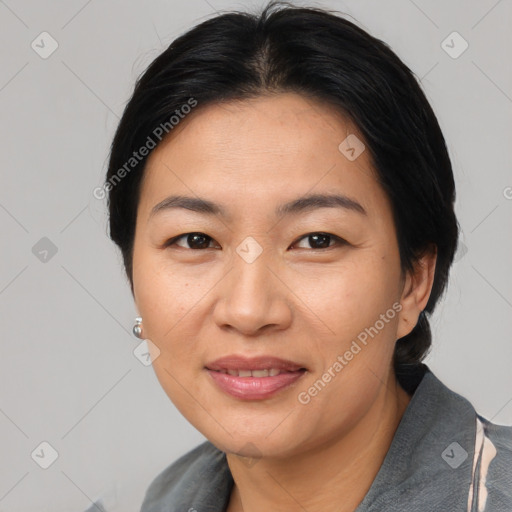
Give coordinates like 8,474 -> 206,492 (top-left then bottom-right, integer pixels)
205,355 -> 306,372
205,355 -> 307,400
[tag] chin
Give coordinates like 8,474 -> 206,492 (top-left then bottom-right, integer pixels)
202,425 -> 305,461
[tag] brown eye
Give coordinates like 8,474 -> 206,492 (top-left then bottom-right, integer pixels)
293,232 -> 345,250
166,232 -> 217,250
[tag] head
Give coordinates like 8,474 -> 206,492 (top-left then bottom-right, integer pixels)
105,2 -> 458,458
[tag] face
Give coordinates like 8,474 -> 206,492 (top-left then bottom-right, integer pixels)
132,93 -> 422,459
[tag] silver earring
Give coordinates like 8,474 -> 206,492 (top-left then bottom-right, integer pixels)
133,317 -> 143,339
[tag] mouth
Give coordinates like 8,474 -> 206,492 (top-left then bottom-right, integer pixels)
205,355 -> 307,400
209,368 -> 302,377
205,354 -> 307,372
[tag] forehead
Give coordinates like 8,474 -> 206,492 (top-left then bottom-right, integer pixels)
146,92 -> 363,165
139,93 -> 385,219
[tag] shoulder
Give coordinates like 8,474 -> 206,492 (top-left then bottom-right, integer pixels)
140,440 -> 233,512
473,415 -> 512,511
480,414 -> 512,457
369,366 -> 512,512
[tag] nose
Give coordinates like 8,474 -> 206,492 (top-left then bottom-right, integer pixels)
212,248 -> 293,336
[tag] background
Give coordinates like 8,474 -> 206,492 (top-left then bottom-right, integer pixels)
1,0 -> 511,510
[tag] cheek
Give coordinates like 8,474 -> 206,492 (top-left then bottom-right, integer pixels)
133,251 -> 201,346
299,251 -> 401,339
133,258 -> 210,416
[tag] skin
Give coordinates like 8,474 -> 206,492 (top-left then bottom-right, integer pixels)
131,92 -> 437,512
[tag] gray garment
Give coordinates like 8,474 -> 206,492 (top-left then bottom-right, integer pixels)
140,367 -> 512,512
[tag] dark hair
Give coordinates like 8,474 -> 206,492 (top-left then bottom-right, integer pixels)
105,1 -> 459,376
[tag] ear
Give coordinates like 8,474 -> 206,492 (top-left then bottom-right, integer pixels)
396,246 -> 437,340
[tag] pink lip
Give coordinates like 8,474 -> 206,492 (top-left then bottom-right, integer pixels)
205,355 -> 307,400
206,369 -> 306,400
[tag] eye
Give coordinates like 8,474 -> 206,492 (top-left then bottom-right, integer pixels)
165,232 -> 219,250
291,232 -> 346,250
164,231 -> 346,251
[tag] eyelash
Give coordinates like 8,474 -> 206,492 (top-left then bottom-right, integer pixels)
164,232 -> 347,251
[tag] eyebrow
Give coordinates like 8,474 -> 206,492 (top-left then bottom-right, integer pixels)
149,193 -> 366,221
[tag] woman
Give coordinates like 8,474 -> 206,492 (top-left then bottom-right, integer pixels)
105,2 -> 511,511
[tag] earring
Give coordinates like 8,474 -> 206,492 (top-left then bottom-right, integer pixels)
133,317 -> 143,339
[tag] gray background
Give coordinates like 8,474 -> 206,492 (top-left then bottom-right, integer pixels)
1,0 -> 511,510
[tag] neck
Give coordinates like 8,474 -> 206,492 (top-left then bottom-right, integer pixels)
226,372 -> 411,512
